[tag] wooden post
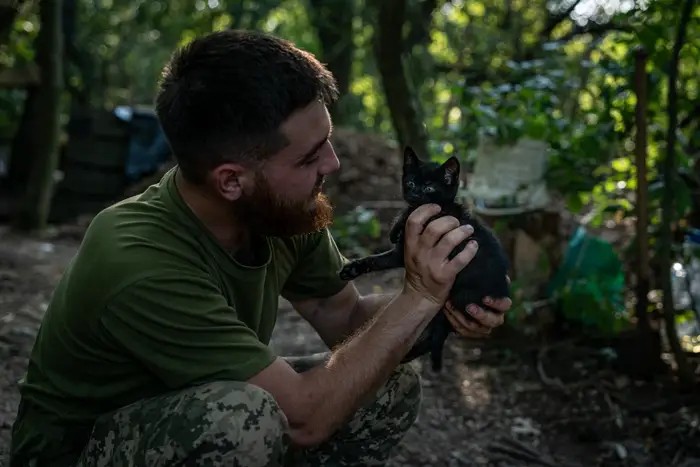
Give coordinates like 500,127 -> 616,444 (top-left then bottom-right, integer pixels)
659,0 -> 697,387
634,47 -> 650,332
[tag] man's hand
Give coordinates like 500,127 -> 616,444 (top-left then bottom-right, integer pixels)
403,204 -> 478,305
443,277 -> 513,338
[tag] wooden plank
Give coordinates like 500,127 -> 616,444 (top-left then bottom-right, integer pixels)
58,165 -> 127,197
67,111 -> 129,139
49,191 -> 115,223
0,63 -> 40,88
63,138 -> 128,170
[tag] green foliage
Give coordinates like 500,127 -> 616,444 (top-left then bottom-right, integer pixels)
0,6 -> 39,139
417,0 -> 699,236
3,0 -> 700,332
329,206 -> 383,258
1,7 -> 38,66
4,1 -> 698,189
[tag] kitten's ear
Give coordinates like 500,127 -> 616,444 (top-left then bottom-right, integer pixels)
404,146 -> 420,169
442,156 -> 460,186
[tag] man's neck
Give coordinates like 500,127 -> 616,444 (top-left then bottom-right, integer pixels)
174,169 -> 249,254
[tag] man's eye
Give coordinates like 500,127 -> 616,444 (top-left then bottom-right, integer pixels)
302,155 -> 319,166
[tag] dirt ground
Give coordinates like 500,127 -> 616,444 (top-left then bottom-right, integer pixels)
1,221 -> 700,467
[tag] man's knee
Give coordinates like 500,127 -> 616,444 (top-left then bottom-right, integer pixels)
177,380 -> 290,462
302,363 -> 421,464
371,363 -> 422,433
389,363 -> 422,422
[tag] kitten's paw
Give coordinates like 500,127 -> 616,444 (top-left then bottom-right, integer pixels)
339,264 -> 361,280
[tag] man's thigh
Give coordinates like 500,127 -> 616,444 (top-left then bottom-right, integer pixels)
75,354 -> 421,466
75,380 -> 290,467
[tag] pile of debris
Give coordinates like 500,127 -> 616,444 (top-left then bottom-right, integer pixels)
325,127 -> 403,214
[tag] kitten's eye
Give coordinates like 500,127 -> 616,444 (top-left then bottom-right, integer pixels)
407,181 -> 416,189
424,186 -> 436,193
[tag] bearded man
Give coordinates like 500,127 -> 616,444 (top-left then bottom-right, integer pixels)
9,30 -> 512,467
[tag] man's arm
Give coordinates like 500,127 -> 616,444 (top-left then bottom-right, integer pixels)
248,205 -> 479,448
249,288 -> 438,447
288,282 -> 394,349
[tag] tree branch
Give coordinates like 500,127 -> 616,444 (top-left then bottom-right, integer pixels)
680,103 -> 700,129
554,21 -> 633,43
540,0 -> 583,39
435,10 -> 632,88
499,0 -> 513,30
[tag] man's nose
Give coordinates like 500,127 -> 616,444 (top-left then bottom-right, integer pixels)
319,143 -> 340,175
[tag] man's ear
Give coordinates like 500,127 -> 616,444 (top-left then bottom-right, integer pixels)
211,163 -> 249,201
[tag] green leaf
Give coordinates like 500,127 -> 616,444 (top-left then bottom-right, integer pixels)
611,158 -> 631,172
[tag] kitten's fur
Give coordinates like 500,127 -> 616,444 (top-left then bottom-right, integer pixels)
339,146 -> 511,370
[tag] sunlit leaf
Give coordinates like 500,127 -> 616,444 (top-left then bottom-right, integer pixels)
612,158 -> 631,172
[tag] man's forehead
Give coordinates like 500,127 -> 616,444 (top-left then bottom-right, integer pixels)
283,101 -> 330,136
275,101 -> 331,158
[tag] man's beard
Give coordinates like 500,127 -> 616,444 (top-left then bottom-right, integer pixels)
231,170 -> 334,237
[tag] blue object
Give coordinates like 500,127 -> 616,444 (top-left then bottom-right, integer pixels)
114,106 -> 172,182
685,228 -> 700,245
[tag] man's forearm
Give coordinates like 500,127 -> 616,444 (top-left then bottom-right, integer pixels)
345,292 -> 395,339
290,289 -> 436,447
317,292 -> 395,350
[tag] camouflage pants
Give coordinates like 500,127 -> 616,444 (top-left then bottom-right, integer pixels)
74,353 -> 422,466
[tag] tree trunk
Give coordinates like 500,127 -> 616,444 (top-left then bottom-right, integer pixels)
14,0 -> 64,231
658,0 -> 696,388
404,0 -> 438,51
634,47 -> 651,334
6,86 -> 38,196
308,0 -> 355,123
374,0 -> 429,157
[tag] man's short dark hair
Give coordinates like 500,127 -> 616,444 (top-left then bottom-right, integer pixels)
155,29 -> 339,184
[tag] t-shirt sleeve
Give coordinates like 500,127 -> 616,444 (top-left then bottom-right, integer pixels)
100,273 -> 276,389
281,228 -> 350,301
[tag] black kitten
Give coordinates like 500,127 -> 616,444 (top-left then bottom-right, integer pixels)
339,146 -> 511,371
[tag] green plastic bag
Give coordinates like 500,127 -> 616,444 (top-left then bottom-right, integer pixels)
547,226 -> 629,335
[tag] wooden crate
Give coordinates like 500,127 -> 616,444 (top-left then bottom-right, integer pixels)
62,137 -> 129,171
50,109 -> 132,222
60,164 -> 127,197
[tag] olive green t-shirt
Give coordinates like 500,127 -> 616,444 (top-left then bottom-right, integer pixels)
9,167 -> 349,465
